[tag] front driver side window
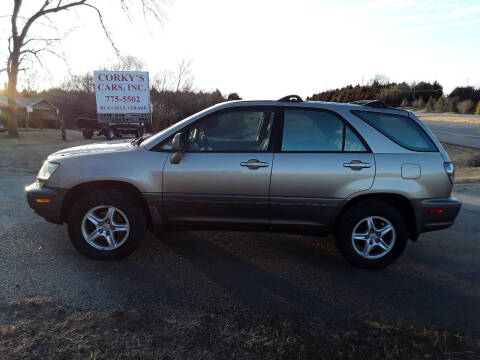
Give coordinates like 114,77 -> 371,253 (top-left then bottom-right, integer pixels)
186,110 -> 274,152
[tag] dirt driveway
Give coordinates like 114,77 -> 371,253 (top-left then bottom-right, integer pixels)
1,130 -> 479,359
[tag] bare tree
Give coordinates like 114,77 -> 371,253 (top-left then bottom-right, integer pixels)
1,0 -> 164,137
152,69 -> 175,91
21,70 -> 40,94
108,54 -> 145,72
60,73 -> 95,93
61,55 -> 145,93
175,58 -> 193,92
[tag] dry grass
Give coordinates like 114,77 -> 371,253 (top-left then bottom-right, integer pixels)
0,129 -> 94,176
419,115 -> 480,125
0,297 -> 478,360
0,129 -> 88,147
443,143 -> 480,182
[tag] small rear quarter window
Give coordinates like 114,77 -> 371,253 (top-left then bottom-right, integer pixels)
351,110 -> 437,152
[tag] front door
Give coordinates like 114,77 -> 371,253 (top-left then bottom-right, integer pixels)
162,107 -> 276,226
270,108 -> 375,230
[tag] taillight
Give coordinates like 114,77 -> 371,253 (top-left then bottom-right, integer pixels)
443,162 -> 455,184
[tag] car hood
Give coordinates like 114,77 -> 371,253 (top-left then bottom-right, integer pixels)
48,140 -> 137,160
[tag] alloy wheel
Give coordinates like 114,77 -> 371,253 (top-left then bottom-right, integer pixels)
81,205 -> 130,250
351,216 -> 396,259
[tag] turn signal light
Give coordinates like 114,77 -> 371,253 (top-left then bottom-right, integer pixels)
35,198 -> 51,203
428,209 -> 443,214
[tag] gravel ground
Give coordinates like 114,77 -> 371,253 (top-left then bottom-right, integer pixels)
1,130 -> 479,343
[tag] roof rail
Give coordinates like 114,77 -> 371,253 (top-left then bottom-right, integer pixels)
278,95 -> 303,103
351,100 -> 388,108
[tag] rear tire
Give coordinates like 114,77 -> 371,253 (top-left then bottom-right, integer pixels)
67,190 -> 146,260
335,200 -> 408,269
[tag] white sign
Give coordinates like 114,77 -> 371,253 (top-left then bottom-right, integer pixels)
26,106 -> 33,113
94,70 -> 150,114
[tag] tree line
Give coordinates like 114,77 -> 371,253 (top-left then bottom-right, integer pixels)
307,80 -> 480,114
3,77 -> 241,132
6,87 -> 242,132
3,76 -> 480,133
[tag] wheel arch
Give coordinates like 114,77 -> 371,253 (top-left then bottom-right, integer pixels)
335,193 -> 418,240
61,180 -> 153,229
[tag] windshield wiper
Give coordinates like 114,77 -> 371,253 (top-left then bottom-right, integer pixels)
130,137 -> 141,146
130,135 -> 150,146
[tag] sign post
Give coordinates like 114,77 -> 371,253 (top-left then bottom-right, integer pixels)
26,105 -> 33,130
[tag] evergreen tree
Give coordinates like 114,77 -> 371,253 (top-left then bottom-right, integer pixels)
426,96 -> 434,109
415,96 -> 424,108
434,97 -> 445,113
457,99 -> 474,114
446,101 -> 456,113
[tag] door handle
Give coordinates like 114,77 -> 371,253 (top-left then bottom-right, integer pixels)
343,160 -> 371,170
240,159 -> 269,169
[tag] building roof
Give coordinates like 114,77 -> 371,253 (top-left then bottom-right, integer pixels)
0,96 -> 58,111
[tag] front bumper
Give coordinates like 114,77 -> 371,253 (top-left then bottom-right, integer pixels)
416,197 -> 462,233
25,182 -> 66,224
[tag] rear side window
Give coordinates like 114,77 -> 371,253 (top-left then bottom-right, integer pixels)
352,110 -> 437,152
281,109 -> 367,152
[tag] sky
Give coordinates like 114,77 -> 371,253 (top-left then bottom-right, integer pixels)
0,0 -> 479,99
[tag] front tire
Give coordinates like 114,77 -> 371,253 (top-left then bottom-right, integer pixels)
67,190 -> 146,260
335,200 -> 408,269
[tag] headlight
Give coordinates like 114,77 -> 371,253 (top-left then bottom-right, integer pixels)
37,161 -> 60,181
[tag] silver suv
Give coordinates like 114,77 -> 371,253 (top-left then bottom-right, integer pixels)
26,96 -> 461,268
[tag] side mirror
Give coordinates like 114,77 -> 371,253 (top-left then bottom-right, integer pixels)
170,132 -> 186,164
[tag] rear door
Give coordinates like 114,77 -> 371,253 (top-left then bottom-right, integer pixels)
270,108 -> 375,230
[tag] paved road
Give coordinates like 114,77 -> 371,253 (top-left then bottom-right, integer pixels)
1,144 -> 479,335
416,115 -> 480,149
